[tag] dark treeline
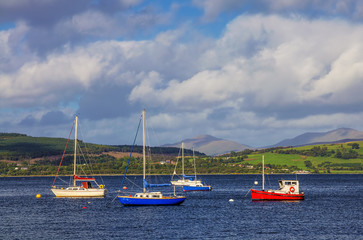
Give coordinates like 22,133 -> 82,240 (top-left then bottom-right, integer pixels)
0,133 -> 205,161
276,145 -> 359,159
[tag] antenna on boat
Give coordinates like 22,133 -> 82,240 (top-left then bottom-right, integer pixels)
193,147 -> 197,181
182,142 -> 185,181
262,155 -> 265,191
142,109 -> 146,194
73,115 -> 78,187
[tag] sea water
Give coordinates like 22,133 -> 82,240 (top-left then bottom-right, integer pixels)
0,174 -> 362,239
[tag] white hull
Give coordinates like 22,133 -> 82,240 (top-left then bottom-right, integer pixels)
51,116 -> 108,198
51,187 -> 108,198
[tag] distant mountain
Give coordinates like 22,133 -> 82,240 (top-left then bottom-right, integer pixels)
163,134 -> 250,156
268,128 -> 363,147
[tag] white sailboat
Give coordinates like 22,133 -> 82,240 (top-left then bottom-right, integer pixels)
171,142 -> 197,186
171,143 -> 212,191
51,116 -> 108,198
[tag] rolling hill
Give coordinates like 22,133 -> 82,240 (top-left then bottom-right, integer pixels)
162,134 -> 251,156
268,128 -> 363,147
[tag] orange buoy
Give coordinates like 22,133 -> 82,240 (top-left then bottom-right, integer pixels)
123,186 -> 127,190
36,194 -> 41,198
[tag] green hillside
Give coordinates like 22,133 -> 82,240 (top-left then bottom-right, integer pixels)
0,133 -> 362,176
0,133 -> 205,176
220,141 -> 363,174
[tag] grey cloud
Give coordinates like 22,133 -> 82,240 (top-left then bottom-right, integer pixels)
39,111 -> 72,125
0,0 -> 168,55
194,0 -> 363,22
0,0 -> 142,28
78,83 -> 140,120
18,111 -> 71,127
0,0 -> 89,27
19,114 -> 37,127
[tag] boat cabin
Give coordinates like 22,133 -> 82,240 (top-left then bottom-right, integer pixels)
82,181 -> 93,189
278,180 -> 300,194
66,187 -> 85,191
135,192 -> 163,198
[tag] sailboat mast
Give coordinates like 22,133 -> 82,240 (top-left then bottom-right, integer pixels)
182,142 -> 184,180
73,115 -> 78,187
142,109 -> 146,193
262,155 -> 265,191
193,148 -> 197,180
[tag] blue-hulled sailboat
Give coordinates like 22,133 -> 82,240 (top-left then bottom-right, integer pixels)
171,143 -> 212,192
117,109 -> 186,206
182,184 -> 212,192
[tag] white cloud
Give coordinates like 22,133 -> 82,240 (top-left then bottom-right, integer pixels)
2,10 -> 363,147
0,43 -> 107,107
128,15 -> 363,111
306,44 -> 363,104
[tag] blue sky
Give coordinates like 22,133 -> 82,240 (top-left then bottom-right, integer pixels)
1,0 -> 363,148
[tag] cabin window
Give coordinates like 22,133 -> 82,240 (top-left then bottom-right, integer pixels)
286,182 -> 291,185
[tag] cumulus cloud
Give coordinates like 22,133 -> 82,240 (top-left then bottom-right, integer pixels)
0,44 -> 107,107
0,0 -> 172,56
125,14 -> 363,146
129,15 -> 363,112
1,2 -> 363,147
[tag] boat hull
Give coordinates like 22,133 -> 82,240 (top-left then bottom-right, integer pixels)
183,186 -> 212,192
117,196 -> 186,206
51,188 -> 108,198
251,189 -> 304,201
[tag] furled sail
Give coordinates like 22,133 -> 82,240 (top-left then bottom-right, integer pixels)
143,179 -> 171,188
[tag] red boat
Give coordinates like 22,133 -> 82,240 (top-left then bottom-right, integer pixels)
251,156 -> 305,201
251,180 -> 305,200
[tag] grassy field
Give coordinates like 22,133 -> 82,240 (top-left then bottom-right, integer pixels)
239,141 -> 363,174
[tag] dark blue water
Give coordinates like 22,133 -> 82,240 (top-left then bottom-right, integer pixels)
1,174 -> 362,239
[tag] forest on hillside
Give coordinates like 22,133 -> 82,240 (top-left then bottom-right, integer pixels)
0,133 -> 204,160
0,133 -> 362,176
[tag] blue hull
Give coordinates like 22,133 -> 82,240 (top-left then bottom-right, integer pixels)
183,186 -> 212,192
118,196 -> 186,206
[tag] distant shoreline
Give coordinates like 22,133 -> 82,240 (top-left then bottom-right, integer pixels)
1,172 -> 363,177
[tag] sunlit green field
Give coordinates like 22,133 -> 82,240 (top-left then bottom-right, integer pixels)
241,141 -> 363,173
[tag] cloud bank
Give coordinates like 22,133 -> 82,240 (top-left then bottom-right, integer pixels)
1,0 -> 363,147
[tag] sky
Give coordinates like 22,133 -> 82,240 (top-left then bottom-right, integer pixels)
1,0 -> 363,148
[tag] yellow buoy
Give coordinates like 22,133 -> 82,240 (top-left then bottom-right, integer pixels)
36,194 -> 41,198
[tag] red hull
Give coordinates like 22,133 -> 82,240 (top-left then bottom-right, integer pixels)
251,189 -> 304,201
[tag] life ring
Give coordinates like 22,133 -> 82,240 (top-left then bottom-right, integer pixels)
290,186 -> 295,193
99,185 -> 104,189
